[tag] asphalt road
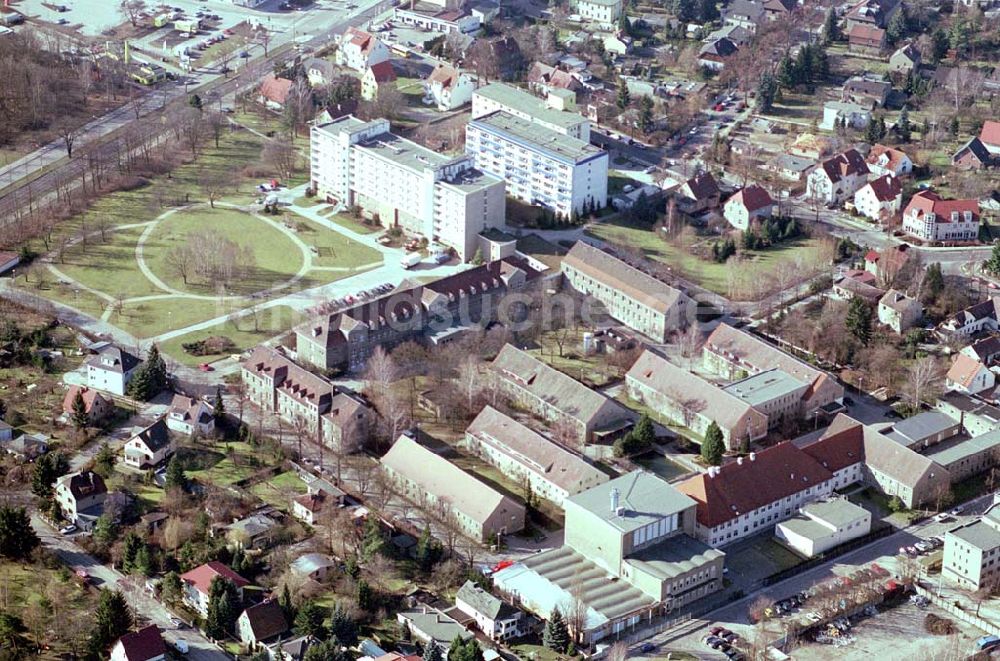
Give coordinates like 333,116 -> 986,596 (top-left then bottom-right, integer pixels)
32,514 -> 228,660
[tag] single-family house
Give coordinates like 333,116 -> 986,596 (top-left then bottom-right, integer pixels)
454,580 -> 525,642
854,174 -> 902,222
85,345 -> 140,396
361,61 -> 397,101
577,0 -> 623,23
62,386 -> 114,425
292,477 -> 346,526
526,61 -> 582,96
846,0 -> 901,31
980,120 -> 1000,155
940,298 -> 1000,338
821,101 -> 871,131
698,37 -> 739,71
180,561 -> 249,616
866,144 -> 913,177
124,418 -> 174,469
238,600 -> 289,649
848,24 -> 887,54
946,353 -> 995,395
806,148 -> 870,206
603,32 -> 633,56
889,43 -> 920,75
953,137 -> 996,171
166,394 -> 214,436
901,190 -> 979,242
423,62 -> 475,111
722,0 -> 766,30
723,184 -> 774,229
4,432 -> 50,461
54,471 -> 107,530
396,607 -> 473,655
304,57 -> 337,88
841,75 -> 892,108
110,625 -> 167,661
259,75 -> 294,110
877,289 -> 922,333
335,26 -> 389,72
675,171 -> 721,214
226,513 -> 281,550
864,244 -> 912,284
766,154 -> 814,183
832,271 -> 884,304
290,553 -> 338,582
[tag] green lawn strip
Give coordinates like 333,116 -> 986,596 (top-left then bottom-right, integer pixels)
114,298 -> 239,339
248,470 -> 307,509
57,226 -> 163,300
326,212 -> 381,235
187,442 -> 259,487
288,214 -> 384,268
30,282 -> 110,319
586,218 -> 825,295
143,206 -> 306,296
159,305 -> 302,366
396,76 -> 424,97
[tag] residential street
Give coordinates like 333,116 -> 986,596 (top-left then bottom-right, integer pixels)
31,514 -> 228,660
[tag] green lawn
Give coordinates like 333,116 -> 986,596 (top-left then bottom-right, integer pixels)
325,212 -> 381,235
57,226 -> 162,300
143,207 -> 306,296
290,214 -> 383,269
586,218 -> 828,297
158,305 -> 302,365
249,470 -> 307,509
396,76 -> 425,101
187,442 -> 259,487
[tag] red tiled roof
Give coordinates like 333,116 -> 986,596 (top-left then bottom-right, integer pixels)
904,190 -> 979,225
980,120 -> 1000,148
800,414 -> 865,473
848,24 -> 886,44
865,173 -> 902,202
368,60 -> 397,83
62,386 -> 107,415
180,561 -> 249,596
428,62 -> 459,88
114,625 -> 167,661
866,144 -> 910,172
260,75 -> 293,105
676,442 -> 834,528
864,249 -> 880,263
818,149 -> 869,183
947,353 -> 986,389
730,184 -> 773,212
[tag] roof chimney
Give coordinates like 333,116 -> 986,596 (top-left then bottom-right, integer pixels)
610,487 -> 620,514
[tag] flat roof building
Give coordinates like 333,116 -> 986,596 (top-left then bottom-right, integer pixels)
466,111 -> 608,218
943,506 -> 1000,590
472,82 -> 591,140
722,368 -> 810,430
310,115 -> 504,260
775,498 -> 871,558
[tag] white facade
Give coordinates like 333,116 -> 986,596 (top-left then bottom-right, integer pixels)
774,500 -> 871,558
334,27 -> 389,72
902,206 -> 978,242
425,67 -> 477,111
722,193 -> 773,230
806,158 -> 869,206
878,290 -> 922,333
472,83 -> 591,141
820,102 -> 871,131
393,6 -> 480,33
577,0 -> 622,23
310,116 -> 505,260
943,510 -> 1000,590
854,179 -> 902,221
466,111 -> 608,218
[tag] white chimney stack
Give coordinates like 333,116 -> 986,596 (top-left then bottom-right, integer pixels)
610,487 -> 620,514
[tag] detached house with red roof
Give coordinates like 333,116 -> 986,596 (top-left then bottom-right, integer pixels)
423,62 -> 475,111
980,120 -> 1000,156
848,24 -> 886,53
361,60 -> 397,101
901,190 -> 979,242
723,184 -> 774,229
335,26 -> 389,73
946,352 -> 995,395
110,625 -> 167,661
258,75 -> 294,110
866,144 -> 913,178
806,148 -> 870,206
180,561 -> 249,616
854,173 -> 902,222
62,386 -> 113,425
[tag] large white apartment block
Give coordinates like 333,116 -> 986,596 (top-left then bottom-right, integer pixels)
943,505 -> 1000,590
466,111 -> 608,218
576,0 -> 623,24
310,116 -> 505,260
472,83 -> 591,142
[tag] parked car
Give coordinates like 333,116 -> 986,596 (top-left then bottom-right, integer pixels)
59,524 -> 77,535
638,643 -> 656,653
198,363 -> 214,372
934,513 -> 952,523
950,506 -> 964,516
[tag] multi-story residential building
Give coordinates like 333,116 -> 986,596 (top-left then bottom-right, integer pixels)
901,190 -> 980,242
561,242 -> 692,342
626,350 -> 768,450
86,345 -> 141,396
866,144 -> 913,177
454,580 -> 526,642
492,344 -> 632,445
54,471 -> 107,530
294,257 -> 540,372
360,61 -> 396,101
703,324 -> 845,416
946,352 -> 995,395
494,471 -> 725,644
943,505 -> 1000,590
465,406 -> 609,506
936,392 -> 1000,438
576,0 -> 623,23
165,394 -> 214,437
723,368 -> 812,430
677,443 -> 836,547
877,288 -> 922,333
775,498 -> 872,558
924,429 -> 1000,483
310,116 -> 505,260
381,434 -> 526,541
466,110 -> 608,218
939,297 -> 1000,338
123,418 -> 175,469
242,347 -> 371,452
723,184 -> 774,229
334,26 -> 390,72
472,83 -> 591,141
806,149 -> 870,206
854,174 -> 903,222
423,62 -> 476,111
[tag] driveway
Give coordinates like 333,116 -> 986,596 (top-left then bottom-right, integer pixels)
32,515 -> 227,660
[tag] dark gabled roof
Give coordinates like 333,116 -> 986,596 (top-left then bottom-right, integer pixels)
682,171 -> 720,201
85,345 -> 140,374
114,625 -> 167,661
729,184 -> 774,212
240,599 -> 288,642
133,418 -> 171,452
953,137 -> 993,166
865,173 -> 902,202
56,471 -> 107,500
817,149 -> 869,184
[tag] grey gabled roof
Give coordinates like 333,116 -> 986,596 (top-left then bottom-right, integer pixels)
132,418 -> 171,452
456,580 -> 517,620
566,470 -> 695,533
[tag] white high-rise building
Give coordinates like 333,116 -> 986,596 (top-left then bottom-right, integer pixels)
310,116 -> 505,260
466,111 -> 608,218
472,83 -> 591,141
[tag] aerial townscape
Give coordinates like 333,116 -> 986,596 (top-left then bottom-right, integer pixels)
4,0 -> 1000,659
